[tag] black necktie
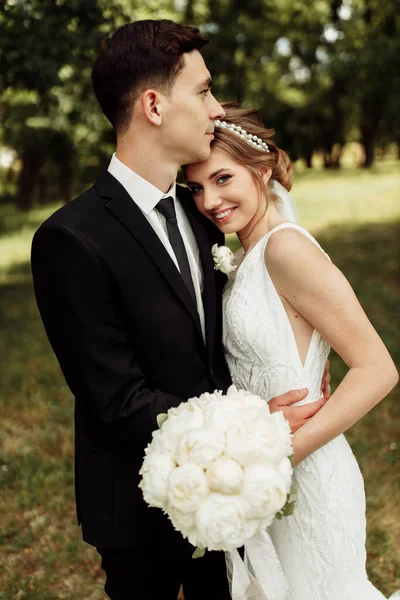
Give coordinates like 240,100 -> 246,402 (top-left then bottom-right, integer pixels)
156,196 -> 197,305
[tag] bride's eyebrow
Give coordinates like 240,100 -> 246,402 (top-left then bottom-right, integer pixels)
208,168 -> 233,180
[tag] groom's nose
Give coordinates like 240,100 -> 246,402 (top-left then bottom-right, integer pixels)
208,93 -> 225,120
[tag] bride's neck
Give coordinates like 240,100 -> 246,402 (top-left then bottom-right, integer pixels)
238,204 -> 286,253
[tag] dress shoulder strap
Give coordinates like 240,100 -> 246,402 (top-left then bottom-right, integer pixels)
263,223 -> 331,262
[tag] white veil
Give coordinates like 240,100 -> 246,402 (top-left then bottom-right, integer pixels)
271,179 -> 298,224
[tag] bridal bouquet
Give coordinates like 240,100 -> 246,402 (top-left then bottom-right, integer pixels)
139,386 -> 294,554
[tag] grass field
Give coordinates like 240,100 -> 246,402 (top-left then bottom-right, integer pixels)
1,160 -> 399,599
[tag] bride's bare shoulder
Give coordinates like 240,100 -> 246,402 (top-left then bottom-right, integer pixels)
264,226 -> 328,272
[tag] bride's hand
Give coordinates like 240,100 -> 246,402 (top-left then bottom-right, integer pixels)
268,389 -> 327,433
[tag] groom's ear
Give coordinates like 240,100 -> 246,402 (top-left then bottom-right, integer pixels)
260,168 -> 272,184
141,89 -> 163,127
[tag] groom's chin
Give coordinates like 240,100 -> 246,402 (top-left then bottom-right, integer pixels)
192,144 -> 212,165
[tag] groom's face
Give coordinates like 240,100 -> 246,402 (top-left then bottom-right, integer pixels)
160,50 -> 225,165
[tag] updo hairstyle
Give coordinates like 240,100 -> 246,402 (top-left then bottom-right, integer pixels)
213,102 -> 293,198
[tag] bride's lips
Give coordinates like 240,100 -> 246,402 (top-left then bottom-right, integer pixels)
211,207 -> 236,225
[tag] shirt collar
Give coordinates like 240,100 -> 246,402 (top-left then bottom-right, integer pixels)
108,153 -> 176,215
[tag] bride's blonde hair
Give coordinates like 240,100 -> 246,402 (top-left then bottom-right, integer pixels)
212,102 -> 293,196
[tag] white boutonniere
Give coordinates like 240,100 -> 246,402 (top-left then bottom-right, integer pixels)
212,244 -> 237,274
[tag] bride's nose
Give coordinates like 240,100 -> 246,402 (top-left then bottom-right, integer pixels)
203,189 -> 222,212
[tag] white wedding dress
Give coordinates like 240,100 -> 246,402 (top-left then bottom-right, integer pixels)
223,222 -> 397,600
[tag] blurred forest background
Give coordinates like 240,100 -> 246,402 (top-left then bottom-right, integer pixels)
0,0 -> 399,598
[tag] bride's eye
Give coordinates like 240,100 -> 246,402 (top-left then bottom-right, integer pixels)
216,174 -> 232,185
188,185 -> 202,195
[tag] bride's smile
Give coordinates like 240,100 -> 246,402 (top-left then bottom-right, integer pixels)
186,148 -> 267,232
186,147 -> 286,251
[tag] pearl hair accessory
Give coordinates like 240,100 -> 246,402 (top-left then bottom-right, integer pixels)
214,119 -> 270,153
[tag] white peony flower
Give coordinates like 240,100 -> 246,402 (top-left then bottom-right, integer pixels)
167,464 -> 209,513
240,464 -> 288,522
226,415 -> 292,467
138,453 -> 175,509
206,459 -> 244,495
212,244 -> 237,274
276,456 -> 293,489
156,400 -> 205,459
147,428 -> 177,456
189,391 -> 224,416
226,420 -> 272,467
240,394 -> 270,411
175,427 -> 226,469
168,505 -> 197,542
226,386 -> 271,415
235,405 -> 272,427
204,397 -> 241,433
225,385 -> 256,404
195,493 -> 259,551
268,411 -> 294,459
203,387 -> 270,433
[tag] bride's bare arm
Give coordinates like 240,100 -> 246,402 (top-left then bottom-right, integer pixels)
265,228 -> 398,465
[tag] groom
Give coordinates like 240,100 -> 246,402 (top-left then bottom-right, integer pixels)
31,19 -> 329,600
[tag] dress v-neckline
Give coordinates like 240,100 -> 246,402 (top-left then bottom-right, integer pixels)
232,222 -> 319,371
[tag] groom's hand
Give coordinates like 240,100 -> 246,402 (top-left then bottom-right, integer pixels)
269,389 -> 327,433
321,359 -> 331,400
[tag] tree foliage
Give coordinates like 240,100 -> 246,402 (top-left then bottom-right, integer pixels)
0,0 -> 399,209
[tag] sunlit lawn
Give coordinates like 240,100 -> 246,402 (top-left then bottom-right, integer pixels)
1,159 -> 399,599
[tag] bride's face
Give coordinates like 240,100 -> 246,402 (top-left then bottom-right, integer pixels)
186,147 -> 269,235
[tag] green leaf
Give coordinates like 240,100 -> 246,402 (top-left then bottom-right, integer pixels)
275,512 -> 283,520
290,484 -> 297,497
281,501 -> 296,517
192,546 -> 206,559
156,413 -> 168,428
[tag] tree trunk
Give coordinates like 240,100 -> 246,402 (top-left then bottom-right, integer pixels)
361,132 -> 375,168
59,164 -> 73,204
184,0 -> 195,22
359,93 -> 381,168
208,0 -> 221,21
332,144 -> 342,169
37,173 -> 48,205
323,150 -> 332,169
16,149 -> 44,211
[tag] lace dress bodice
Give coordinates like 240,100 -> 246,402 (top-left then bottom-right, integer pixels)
222,223 -> 392,600
223,223 -> 330,407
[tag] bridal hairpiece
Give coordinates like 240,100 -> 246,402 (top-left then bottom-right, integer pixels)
214,119 -> 270,153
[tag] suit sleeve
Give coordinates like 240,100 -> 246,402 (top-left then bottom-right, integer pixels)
31,223 -> 183,446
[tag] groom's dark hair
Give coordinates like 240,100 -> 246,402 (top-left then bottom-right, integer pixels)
92,19 -> 208,135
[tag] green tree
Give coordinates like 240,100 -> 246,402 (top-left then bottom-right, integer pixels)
0,0 -> 124,209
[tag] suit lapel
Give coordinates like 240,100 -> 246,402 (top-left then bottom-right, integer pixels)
177,186 -> 217,364
95,172 -> 202,336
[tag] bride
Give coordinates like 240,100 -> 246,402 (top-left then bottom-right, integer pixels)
184,103 -> 399,600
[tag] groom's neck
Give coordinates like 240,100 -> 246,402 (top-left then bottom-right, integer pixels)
116,137 -> 178,194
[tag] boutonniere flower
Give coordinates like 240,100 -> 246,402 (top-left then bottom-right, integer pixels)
212,244 -> 237,275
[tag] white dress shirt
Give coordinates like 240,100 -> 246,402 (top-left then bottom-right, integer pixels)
108,153 -> 205,340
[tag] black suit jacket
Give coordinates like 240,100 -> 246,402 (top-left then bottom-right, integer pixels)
31,171 -> 232,554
